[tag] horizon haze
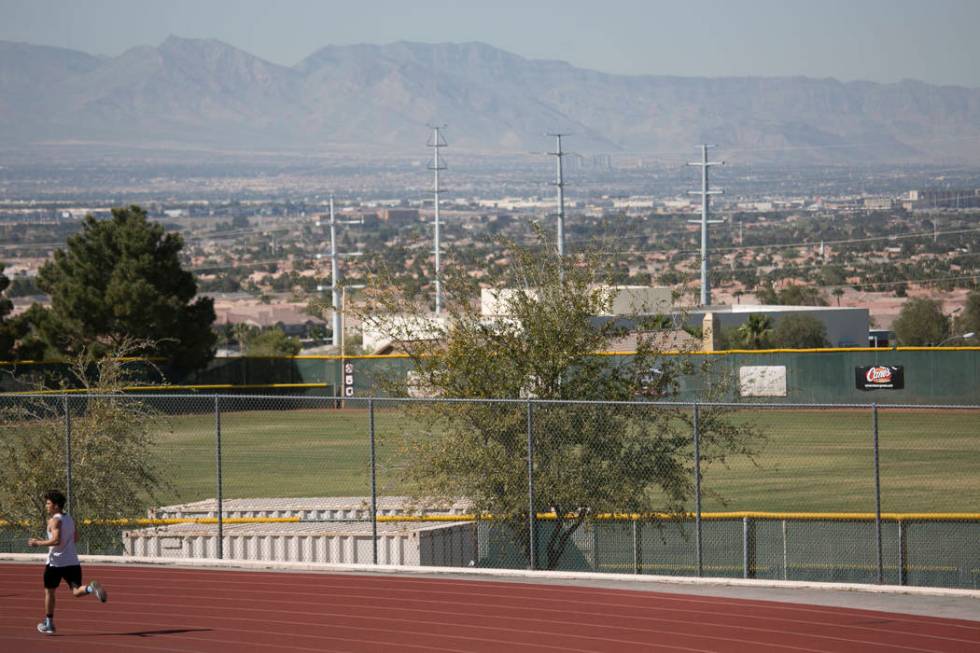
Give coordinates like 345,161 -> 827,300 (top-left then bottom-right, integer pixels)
2,1 -> 980,88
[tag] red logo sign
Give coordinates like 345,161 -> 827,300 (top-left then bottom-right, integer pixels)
856,365 -> 904,391
865,366 -> 893,384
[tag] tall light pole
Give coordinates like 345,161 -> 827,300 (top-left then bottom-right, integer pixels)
937,332 -> 976,346
548,133 -> 567,262
315,196 -> 362,348
340,284 -> 367,357
428,125 -> 447,315
688,145 -> 724,306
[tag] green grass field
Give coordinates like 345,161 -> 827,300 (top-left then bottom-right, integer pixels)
148,405 -> 979,513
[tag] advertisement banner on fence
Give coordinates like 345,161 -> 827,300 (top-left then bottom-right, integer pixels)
739,365 -> 788,397
855,365 -> 904,390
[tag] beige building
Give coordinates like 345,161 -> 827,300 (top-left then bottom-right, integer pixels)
480,285 -> 671,317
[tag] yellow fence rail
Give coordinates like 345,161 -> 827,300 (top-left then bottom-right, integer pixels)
4,512 -> 978,528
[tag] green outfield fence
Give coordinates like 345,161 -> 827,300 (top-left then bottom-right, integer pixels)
1,394 -> 977,589
2,348 -> 978,404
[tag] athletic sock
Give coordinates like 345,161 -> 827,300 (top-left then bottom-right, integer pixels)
44,616 -> 53,626
85,584 -> 93,594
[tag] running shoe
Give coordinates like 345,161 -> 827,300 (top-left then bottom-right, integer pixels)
36,621 -> 55,635
89,580 -> 107,603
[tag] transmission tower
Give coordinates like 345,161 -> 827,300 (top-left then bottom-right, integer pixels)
428,125 -> 448,315
315,196 -> 362,348
687,145 -> 724,306
548,133 -> 568,261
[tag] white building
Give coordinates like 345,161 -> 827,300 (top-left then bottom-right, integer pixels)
678,304 -> 870,348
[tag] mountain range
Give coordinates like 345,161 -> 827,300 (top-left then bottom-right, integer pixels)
2,37 -> 979,164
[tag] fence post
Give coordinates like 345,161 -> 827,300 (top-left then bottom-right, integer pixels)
782,519 -> 789,581
526,401 -> 536,571
632,517 -> 641,575
898,519 -> 907,586
215,395 -> 223,560
369,399 -> 378,565
742,516 -> 756,579
693,403 -> 703,577
872,402 -> 883,584
63,395 -> 72,516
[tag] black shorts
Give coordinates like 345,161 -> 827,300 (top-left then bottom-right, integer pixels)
43,564 -> 82,590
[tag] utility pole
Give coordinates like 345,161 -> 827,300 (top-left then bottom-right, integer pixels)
316,196 -> 362,348
688,145 -> 724,306
428,125 -> 447,315
548,133 -> 567,262
339,284 -> 366,358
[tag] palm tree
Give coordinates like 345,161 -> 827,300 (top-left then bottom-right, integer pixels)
832,287 -> 845,307
736,314 -> 773,349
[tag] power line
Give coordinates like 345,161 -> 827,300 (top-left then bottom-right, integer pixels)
428,124 -> 448,315
582,134 -> 980,161
559,226 -> 980,258
661,271 -> 978,291
548,133 -> 568,265
687,145 -> 724,306
685,226 -> 980,256
813,273 -> 978,290
187,257 -> 296,273
315,196 -> 363,348
712,254 -> 980,277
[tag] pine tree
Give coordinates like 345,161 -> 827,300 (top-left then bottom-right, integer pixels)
36,206 -> 216,370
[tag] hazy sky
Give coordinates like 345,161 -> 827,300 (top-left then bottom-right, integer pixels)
2,0 -> 979,87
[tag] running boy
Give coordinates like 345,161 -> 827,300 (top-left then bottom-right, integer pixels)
27,489 -> 107,635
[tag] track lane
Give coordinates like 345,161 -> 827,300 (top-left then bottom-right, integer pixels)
1,563 -> 976,653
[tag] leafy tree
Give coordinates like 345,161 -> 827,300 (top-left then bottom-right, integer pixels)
35,206 -> 216,370
819,265 -> 847,287
770,314 -> 829,349
755,283 -> 827,306
715,327 -> 737,350
307,324 -> 329,342
893,298 -> 949,346
5,305 -> 51,362
774,285 -> 828,306
243,327 -> 302,356
363,239 -> 762,570
0,340 -> 170,532
0,264 -> 14,359
0,264 -> 47,361
754,283 -> 778,305
6,276 -> 41,298
953,290 -> 980,338
735,314 -> 773,349
658,270 -> 685,286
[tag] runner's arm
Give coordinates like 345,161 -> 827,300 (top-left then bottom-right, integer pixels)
27,517 -> 61,547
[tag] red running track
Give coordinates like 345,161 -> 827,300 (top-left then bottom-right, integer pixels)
1,563 -> 978,652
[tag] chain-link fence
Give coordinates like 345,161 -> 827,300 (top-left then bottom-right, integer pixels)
1,394 -> 977,588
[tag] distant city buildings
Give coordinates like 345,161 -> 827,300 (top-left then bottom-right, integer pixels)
379,208 -> 419,224
863,197 -> 894,211
903,189 -> 980,210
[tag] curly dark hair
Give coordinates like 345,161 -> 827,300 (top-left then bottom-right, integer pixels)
43,490 -> 66,510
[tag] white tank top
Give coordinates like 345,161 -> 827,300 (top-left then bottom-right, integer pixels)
46,513 -> 80,567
